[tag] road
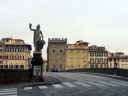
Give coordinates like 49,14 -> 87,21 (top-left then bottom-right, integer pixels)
0,72 -> 128,96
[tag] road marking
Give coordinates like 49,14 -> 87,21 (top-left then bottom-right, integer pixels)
53,84 -> 63,88
63,82 -> 77,87
100,81 -> 118,86
110,81 -> 128,86
88,82 -> 105,86
74,81 -> 91,86
38,86 -> 48,89
0,88 -> 17,96
24,87 -> 32,90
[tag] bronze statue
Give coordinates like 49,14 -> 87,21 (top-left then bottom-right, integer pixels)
29,23 -> 45,52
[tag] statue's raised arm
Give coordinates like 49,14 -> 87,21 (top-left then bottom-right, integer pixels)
29,23 -> 35,31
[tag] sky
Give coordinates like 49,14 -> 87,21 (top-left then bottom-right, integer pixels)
0,0 -> 128,59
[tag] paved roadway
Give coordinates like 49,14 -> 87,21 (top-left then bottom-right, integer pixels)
0,72 -> 128,96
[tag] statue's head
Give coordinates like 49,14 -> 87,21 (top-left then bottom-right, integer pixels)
36,24 -> 40,30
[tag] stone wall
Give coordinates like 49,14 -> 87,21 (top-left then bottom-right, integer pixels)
0,69 -> 32,84
67,68 -> 128,77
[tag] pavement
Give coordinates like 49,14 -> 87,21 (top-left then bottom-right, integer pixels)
0,72 -> 128,88
78,72 -> 128,81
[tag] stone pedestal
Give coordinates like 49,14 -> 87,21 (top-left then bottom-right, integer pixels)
31,52 -> 43,81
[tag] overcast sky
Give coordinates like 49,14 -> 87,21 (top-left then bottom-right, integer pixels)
0,0 -> 128,59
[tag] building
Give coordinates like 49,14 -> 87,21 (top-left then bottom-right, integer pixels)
108,52 -> 128,69
89,45 -> 108,68
47,38 -> 67,72
0,38 -> 32,69
66,40 -> 89,70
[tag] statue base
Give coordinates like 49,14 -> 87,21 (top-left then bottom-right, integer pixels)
31,52 -> 44,82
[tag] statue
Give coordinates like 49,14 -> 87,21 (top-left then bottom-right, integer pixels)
29,23 -> 45,52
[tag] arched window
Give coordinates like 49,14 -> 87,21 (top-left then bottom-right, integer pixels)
4,64 -> 8,69
15,64 -> 18,69
9,64 -> 13,69
20,64 -> 24,69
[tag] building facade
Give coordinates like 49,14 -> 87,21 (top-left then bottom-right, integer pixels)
108,52 -> 128,69
66,40 -> 89,70
0,38 -> 32,69
47,38 -> 67,72
89,45 -> 108,68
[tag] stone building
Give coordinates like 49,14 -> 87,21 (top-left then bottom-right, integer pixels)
66,40 -> 89,70
0,38 -> 32,69
89,45 -> 108,68
108,52 -> 128,69
47,38 -> 67,72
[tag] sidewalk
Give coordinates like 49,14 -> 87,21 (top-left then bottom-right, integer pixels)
80,72 -> 128,81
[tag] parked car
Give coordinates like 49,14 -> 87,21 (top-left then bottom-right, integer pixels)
52,68 -> 58,72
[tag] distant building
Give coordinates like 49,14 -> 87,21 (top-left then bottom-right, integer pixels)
66,40 -> 89,70
0,38 -> 32,69
108,52 -> 128,69
47,38 -> 67,72
89,45 -> 108,68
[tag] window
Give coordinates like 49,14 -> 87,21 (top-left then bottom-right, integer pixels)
9,65 -> 13,69
60,50 -> 62,52
20,48 -> 24,52
11,48 -> 14,52
22,56 -> 24,59
0,56 -> 2,59
4,65 -> 8,69
95,58 -> 99,63
0,65 -> 3,69
90,58 -> 94,63
104,52 -> 108,56
12,55 -> 14,60
15,65 -> 18,69
53,50 -> 55,52
90,52 -> 94,56
16,48 -> 18,52
104,58 -> 108,63
0,61 -> 3,64
100,58 -> 103,63
0,49 -> 2,52
95,64 -> 98,68
20,65 -> 24,69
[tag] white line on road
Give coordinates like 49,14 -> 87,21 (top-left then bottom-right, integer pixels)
110,81 -> 128,86
88,82 -> 105,86
0,88 -> 17,96
53,84 -> 64,88
100,81 -> 119,86
63,82 -> 77,87
38,86 -> 48,89
74,81 -> 92,87
24,87 -> 32,90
